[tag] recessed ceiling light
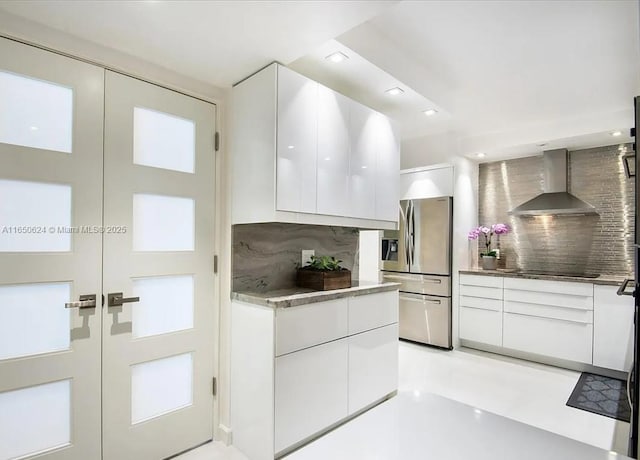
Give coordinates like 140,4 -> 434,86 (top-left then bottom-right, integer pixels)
361,165 -> 368,169
29,126 -> 38,131
610,130 -> 622,137
423,109 -> 438,116
287,145 -> 294,149
476,153 -> 486,158
325,52 -> 349,63
385,87 -> 404,96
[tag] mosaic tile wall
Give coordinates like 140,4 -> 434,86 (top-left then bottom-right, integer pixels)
478,144 -> 634,275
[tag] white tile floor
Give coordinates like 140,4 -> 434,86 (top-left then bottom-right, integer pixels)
177,342 -> 631,460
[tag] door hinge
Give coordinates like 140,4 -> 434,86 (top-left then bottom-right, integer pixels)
212,377 -> 217,396
214,254 -> 218,274
214,132 -> 220,152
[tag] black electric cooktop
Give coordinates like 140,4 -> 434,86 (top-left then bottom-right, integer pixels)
517,270 -> 600,279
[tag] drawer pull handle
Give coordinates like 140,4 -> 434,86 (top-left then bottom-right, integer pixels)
506,311 -> 591,325
383,274 -> 442,283
400,296 -> 441,305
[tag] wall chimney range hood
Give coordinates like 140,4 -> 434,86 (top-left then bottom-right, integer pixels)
509,149 -> 598,216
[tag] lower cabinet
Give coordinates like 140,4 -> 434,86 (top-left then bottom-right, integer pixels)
459,307 -> 502,346
231,290 -> 399,460
348,324 -> 399,415
459,274 -> 635,372
593,285 -> 634,372
275,338 -> 349,452
502,313 -> 593,364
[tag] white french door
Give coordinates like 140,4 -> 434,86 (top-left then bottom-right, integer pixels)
102,71 -> 216,459
0,38 -> 217,460
0,37 -> 104,460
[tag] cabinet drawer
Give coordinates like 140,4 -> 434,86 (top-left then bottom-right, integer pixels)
459,307 -> 502,347
274,338 -> 348,453
460,295 -> 502,312
460,274 -> 503,289
460,284 -> 503,300
348,290 -> 398,335
503,277 -> 593,297
348,324 -> 398,415
504,288 -> 593,310
504,300 -> 593,323
275,298 -> 348,356
503,312 -> 592,364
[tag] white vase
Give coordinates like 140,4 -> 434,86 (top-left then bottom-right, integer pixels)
481,255 -> 497,270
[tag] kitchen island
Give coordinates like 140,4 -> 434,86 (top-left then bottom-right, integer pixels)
231,282 -> 399,460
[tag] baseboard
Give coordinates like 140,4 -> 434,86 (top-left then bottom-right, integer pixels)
217,423 -> 233,445
460,339 -> 628,380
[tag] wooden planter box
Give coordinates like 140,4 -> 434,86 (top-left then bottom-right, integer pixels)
296,269 -> 352,291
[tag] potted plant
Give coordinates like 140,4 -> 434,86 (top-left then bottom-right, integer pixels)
297,255 -> 351,291
468,223 -> 510,270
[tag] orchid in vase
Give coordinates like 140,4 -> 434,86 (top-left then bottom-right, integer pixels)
468,223 -> 510,258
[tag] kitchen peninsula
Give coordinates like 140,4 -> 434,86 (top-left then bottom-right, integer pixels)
230,283 -> 399,460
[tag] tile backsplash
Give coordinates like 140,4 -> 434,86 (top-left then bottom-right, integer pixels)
232,223 -> 360,292
479,144 -> 634,275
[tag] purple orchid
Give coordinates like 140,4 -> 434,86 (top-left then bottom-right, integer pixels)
468,223 -> 510,256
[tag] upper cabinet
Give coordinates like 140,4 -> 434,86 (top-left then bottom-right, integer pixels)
316,84 -> 350,217
231,63 -> 399,230
276,67 -> 318,214
400,165 -> 454,200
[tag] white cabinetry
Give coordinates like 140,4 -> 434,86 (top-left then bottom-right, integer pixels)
593,285 -> 634,372
231,290 -> 398,460
317,85 -> 350,217
232,63 -> 399,229
400,165 -> 454,200
348,324 -> 398,414
349,102 -> 378,219
276,66 -> 317,213
459,274 -> 503,346
275,338 -> 348,452
458,274 -> 630,369
503,278 -> 593,364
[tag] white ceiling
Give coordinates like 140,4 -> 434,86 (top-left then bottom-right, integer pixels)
0,0 -> 638,165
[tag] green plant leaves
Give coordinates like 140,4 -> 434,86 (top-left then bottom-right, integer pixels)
306,255 -> 344,271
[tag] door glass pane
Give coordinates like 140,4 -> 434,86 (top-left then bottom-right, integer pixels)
0,179 -> 72,252
132,275 -> 194,338
133,107 -> 195,173
0,379 -> 71,459
132,194 -> 194,251
0,282 -> 71,360
131,353 -> 193,424
0,71 -> 73,153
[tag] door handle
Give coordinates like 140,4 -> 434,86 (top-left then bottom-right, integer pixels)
622,153 -> 635,178
617,278 -> 635,297
108,292 -> 140,307
65,294 -> 97,309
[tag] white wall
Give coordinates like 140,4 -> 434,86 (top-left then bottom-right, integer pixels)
358,230 -> 381,282
451,157 -> 479,348
401,132 -> 460,169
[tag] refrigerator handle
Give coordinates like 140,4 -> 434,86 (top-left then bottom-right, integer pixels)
410,200 -> 416,263
401,203 -> 411,266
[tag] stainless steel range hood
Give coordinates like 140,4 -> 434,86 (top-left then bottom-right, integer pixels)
509,149 -> 598,216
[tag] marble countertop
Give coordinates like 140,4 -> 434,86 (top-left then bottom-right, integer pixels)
232,281 -> 400,308
459,269 -> 627,286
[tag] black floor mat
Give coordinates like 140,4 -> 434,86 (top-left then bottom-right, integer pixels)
566,372 -> 631,423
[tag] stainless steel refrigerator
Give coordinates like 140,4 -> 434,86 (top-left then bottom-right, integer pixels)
381,197 -> 452,349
